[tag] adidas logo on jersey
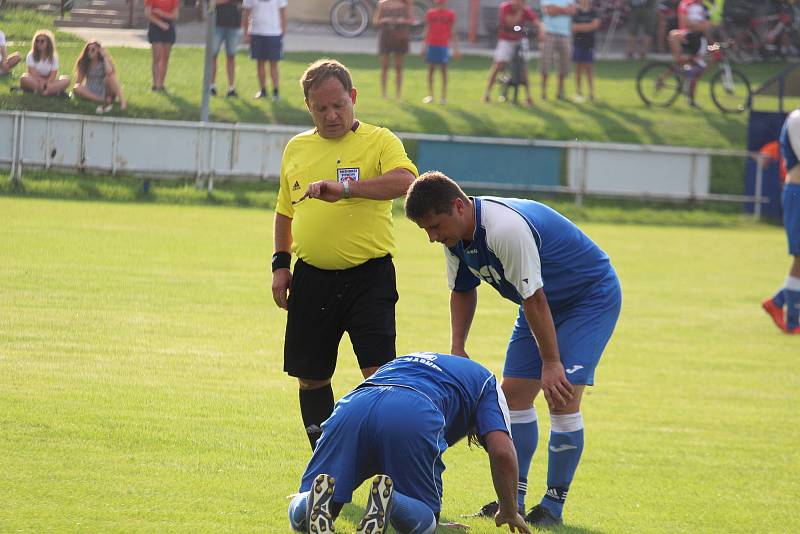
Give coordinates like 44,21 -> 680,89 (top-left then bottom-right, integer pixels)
292,181 -> 301,191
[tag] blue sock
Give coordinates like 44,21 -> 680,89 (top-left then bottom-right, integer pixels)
389,491 -> 437,534
772,288 -> 786,308
540,412 -> 585,519
786,289 -> 800,329
510,407 -> 538,513
288,491 -> 309,532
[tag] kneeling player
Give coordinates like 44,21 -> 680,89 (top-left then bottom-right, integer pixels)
287,353 -> 530,534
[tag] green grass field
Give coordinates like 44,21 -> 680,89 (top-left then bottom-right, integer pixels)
2,9 -> 799,150
1,196 -> 799,533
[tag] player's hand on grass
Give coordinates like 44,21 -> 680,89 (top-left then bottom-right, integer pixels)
494,509 -> 531,533
541,360 -> 573,409
271,268 -> 291,310
300,180 -> 346,203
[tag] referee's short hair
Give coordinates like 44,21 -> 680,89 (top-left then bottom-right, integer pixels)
405,171 -> 469,221
300,59 -> 354,98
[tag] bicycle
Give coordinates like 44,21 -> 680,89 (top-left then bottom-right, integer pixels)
498,24 -> 533,104
635,40 -> 752,113
330,0 -> 429,41
724,1 -> 800,62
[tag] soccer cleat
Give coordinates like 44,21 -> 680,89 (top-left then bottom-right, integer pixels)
762,298 -> 786,331
306,474 -> 336,533
524,504 -> 563,527
356,475 -> 393,534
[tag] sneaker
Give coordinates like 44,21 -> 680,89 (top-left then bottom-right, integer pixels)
572,94 -> 585,103
422,95 -> 434,104
306,474 -> 335,533
439,97 -> 446,105
272,89 -> 280,102
209,85 -> 217,96
524,504 -> 563,527
469,500 -> 499,518
762,298 -> 786,331
226,88 -> 238,98
356,475 -> 393,534
255,88 -> 267,99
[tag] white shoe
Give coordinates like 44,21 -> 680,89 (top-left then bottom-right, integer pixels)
356,475 -> 393,534
572,94 -> 586,103
422,95 -> 433,104
307,474 -> 335,533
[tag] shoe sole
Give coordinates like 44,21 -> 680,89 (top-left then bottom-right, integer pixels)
307,474 -> 335,533
762,300 -> 786,331
356,475 -> 393,534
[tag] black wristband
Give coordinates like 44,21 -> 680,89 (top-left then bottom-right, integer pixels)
272,251 -> 291,272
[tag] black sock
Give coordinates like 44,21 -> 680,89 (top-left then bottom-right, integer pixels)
299,384 -> 334,450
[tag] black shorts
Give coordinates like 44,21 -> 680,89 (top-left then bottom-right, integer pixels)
681,32 -> 705,56
148,21 -> 176,44
283,255 -> 398,380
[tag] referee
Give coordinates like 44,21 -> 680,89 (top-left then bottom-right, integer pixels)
272,59 -> 418,450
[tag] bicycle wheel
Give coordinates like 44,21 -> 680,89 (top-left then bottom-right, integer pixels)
409,0 -> 429,41
730,28 -> 759,62
330,0 -> 370,38
636,62 -> 681,108
710,67 -> 751,113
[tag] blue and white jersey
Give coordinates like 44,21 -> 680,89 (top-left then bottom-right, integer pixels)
361,352 -> 511,446
447,197 -> 613,311
780,109 -> 800,175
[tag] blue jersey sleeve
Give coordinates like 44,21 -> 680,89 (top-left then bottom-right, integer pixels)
475,376 -> 511,439
453,261 -> 480,292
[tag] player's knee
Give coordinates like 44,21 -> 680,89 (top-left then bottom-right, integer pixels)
298,377 -> 331,390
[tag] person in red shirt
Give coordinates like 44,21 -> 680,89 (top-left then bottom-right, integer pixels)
420,0 -> 460,104
144,0 -> 179,92
482,0 -> 538,107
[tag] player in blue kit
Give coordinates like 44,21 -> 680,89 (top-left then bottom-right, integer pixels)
287,352 -> 531,534
404,172 -> 622,527
761,108 -> 800,334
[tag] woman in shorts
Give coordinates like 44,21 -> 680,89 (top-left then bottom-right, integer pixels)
144,0 -> 179,92
19,30 -> 70,97
373,0 -> 412,100
72,40 -> 127,114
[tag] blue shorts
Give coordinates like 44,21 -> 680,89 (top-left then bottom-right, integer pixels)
572,45 -> 594,64
299,386 -> 447,514
250,34 -> 283,61
213,26 -> 241,57
426,45 -> 449,65
783,183 -> 800,256
503,270 -> 621,385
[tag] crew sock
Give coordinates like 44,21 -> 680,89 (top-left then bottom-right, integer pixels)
540,412 -> 584,519
510,407 -> 538,513
299,384 -> 334,450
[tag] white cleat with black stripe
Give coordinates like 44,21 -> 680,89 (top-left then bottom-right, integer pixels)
356,475 -> 394,534
307,474 -> 336,533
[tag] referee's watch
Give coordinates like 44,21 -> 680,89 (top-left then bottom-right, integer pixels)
342,179 -> 351,199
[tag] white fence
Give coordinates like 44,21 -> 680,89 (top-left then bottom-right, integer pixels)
0,110 -> 770,218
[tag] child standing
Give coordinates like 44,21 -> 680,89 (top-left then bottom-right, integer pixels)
242,0 -> 287,101
571,0 -> 599,102
421,0 -> 459,104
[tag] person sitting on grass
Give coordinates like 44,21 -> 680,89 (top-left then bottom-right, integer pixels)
72,40 -> 127,114
19,30 -> 70,97
1,29 -> 22,76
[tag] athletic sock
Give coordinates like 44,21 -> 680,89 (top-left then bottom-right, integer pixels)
772,288 -> 786,308
389,491 -> 437,534
299,384 -> 334,450
540,412 -> 585,519
287,491 -> 309,532
510,407 -> 538,513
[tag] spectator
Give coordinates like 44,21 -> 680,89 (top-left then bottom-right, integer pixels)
72,40 -> 127,114
19,30 -> 70,97
421,0 -> 460,104
626,0 -> 656,59
210,0 -> 242,97
144,0 -> 179,92
668,0 -> 709,66
540,0 -> 575,101
482,0 -> 538,107
242,0 -> 287,101
656,0 -> 679,53
374,0 -> 413,100
571,0 -> 599,102
0,29 -> 22,76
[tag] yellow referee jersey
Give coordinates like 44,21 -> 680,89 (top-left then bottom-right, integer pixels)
276,122 -> 418,270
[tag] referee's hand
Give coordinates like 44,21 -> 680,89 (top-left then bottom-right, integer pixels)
272,268 -> 292,310
300,180 -> 345,203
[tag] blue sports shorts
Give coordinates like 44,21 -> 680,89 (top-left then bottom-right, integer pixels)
572,45 -> 594,64
503,269 -> 622,385
426,45 -> 449,64
213,26 -> 241,57
250,34 -> 283,61
298,386 -> 447,514
783,183 -> 800,256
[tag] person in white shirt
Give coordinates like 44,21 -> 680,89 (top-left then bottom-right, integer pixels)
19,30 -> 70,96
0,30 -> 22,75
242,0 -> 287,101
